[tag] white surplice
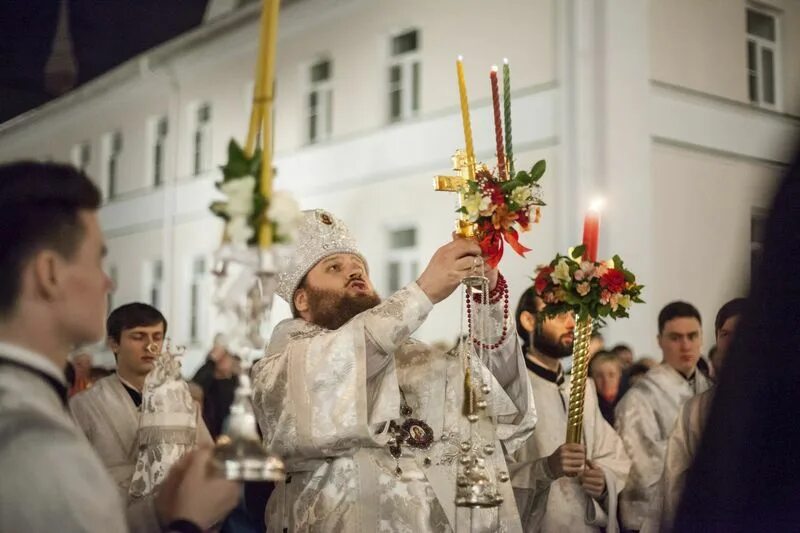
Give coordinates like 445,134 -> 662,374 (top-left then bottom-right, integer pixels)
0,342 -> 129,533
614,363 -> 711,531
510,362 -> 630,533
70,373 -> 212,532
252,282 -> 538,533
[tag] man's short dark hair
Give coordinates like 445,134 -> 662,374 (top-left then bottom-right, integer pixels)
106,303 -> 168,343
612,343 -> 632,354
715,298 -> 747,334
658,301 -> 702,334
0,161 -> 101,317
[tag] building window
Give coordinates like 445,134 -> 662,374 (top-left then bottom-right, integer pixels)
71,141 -> 91,172
388,29 -> 420,122
747,7 -> 780,109
193,103 -> 212,176
148,259 -> 164,309
104,131 -> 122,199
307,59 -> 333,143
151,116 -> 168,187
189,256 -> 206,343
387,227 -> 418,293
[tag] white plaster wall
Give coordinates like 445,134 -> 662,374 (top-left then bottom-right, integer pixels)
645,143 -> 781,357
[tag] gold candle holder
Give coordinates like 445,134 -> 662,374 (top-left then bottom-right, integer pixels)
565,316 -> 592,444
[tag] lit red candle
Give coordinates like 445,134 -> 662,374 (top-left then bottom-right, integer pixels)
490,66 -> 507,180
582,199 -> 603,262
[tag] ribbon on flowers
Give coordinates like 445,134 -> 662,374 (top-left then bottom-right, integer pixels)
478,224 -> 531,269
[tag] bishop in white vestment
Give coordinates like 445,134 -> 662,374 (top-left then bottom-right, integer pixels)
252,209 -> 537,533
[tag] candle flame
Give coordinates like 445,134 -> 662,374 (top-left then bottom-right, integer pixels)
457,55 -> 464,61
491,65 -> 498,73
503,57 -> 509,65
589,197 -> 605,212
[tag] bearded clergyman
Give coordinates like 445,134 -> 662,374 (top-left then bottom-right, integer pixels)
251,209 -> 537,532
510,287 -> 630,533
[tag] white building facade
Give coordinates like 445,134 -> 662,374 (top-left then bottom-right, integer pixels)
0,0 -> 798,372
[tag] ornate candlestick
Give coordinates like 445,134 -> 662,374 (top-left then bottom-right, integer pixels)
565,316 -> 593,443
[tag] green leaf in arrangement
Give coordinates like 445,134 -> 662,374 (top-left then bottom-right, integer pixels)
571,245 -> 586,259
515,171 -> 531,185
501,180 -> 518,192
530,160 -> 546,181
456,206 -> 468,214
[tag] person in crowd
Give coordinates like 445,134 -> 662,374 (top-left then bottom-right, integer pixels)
614,301 -> 712,530
0,161 -> 239,532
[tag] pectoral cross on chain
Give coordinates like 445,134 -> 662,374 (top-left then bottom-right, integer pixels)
433,149 -> 477,238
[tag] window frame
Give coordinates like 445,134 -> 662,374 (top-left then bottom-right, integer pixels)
746,5 -> 782,111
387,29 -> 421,123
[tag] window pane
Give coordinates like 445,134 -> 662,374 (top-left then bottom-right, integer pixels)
747,9 -> 775,41
749,72 -> 758,103
108,159 -> 116,198
747,40 -> 757,71
388,262 -> 400,292
309,92 -> 318,143
411,62 -> 420,112
325,90 -> 333,136
194,131 -> 202,174
390,228 -> 416,249
761,47 -> 775,104
392,30 -> 418,56
81,144 -> 91,168
198,103 -> 211,122
154,143 -> 163,185
309,114 -> 317,142
190,284 -> 199,340
311,60 -> 331,83
194,257 -> 206,275
389,66 -> 402,120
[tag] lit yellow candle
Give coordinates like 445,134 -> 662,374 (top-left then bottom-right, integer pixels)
456,56 -> 475,168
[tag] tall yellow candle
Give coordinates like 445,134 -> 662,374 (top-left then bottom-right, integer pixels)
456,56 -> 475,169
258,0 -> 280,248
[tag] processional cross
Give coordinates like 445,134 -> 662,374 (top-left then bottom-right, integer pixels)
433,149 -> 477,239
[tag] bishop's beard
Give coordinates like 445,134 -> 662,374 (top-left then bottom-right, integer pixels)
532,325 -> 574,359
305,285 -> 382,330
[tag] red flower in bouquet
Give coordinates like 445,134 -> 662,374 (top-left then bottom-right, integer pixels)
599,269 -> 626,294
534,266 -> 554,295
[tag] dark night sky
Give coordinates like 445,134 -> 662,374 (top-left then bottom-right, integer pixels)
0,0 -> 209,123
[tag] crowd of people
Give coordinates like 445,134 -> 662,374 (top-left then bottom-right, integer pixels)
0,157 -> 795,532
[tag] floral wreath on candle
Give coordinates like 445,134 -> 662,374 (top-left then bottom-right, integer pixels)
209,140 -> 303,247
533,245 -> 644,323
459,160 -> 546,269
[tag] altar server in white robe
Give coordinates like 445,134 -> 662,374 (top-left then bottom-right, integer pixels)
510,287 -> 630,533
614,301 -> 712,531
657,298 -> 745,531
251,209 -> 537,533
70,303 -> 212,528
